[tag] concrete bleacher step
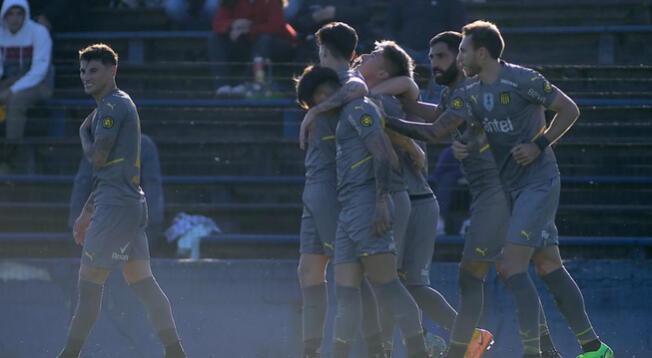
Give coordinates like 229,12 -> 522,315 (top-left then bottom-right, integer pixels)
85,7 -> 171,31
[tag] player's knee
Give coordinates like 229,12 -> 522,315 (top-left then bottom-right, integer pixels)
534,259 -> 562,277
298,260 -> 325,286
79,265 -> 109,285
460,261 -> 490,279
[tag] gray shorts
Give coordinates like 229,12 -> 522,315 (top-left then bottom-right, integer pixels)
334,188 -> 397,265
82,201 -> 150,269
462,185 -> 510,262
506,176 -> 560,248
401,194 -> 438,286
299,182 -> 340,256
391,190 -> 411,269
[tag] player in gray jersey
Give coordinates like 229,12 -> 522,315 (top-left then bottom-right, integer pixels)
297,64 -> 429,358
57,44 -> 186,358
296,22 -> 391,358
455,21 -> 612,358
356,40 -> 463,357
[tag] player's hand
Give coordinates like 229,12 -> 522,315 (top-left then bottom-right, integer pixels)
511,142 -> 541,166
372,196 -> 392,237
452,140 -> 469,160
299,108 -> 318,150
73,213 -> 91,245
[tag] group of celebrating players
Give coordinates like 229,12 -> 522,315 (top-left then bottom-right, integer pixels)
51,14 -> 615,358
294,20 -> 614,358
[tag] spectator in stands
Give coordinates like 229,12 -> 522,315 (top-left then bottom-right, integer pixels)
68,134 -> 165,251
0,0 -> 53,173
30,0 -> 91,32
385,0 -> 466,63
432,145 -> 464,235
290,0 -> 371,61
164,0 -> 221,30
210,0 -> 297,97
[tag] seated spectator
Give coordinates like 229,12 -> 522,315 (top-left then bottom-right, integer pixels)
164,0 -> 221,30
291,0 -> 371,61
210,0 -> 297,97
68,134 -> 165,251
0,0 -> 53,173
385,0 -> 466,63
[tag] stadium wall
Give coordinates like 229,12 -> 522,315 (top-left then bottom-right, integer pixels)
0,258 -> 649,357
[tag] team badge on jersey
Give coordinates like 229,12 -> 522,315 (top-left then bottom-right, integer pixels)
360,114 -> 374,127
483,93 -> 494,112
451,97 -> 464,110
500,92 -> 511,105
102,117 -> 114,129
543,81 -> 553,94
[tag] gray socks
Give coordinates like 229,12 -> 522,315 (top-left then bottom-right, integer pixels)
373,279 -> 427,356
505,272 -> 541,356
301,283 -> 328,353
60,280 -> 104,357
448,271 -> 484,357
407,285 -> 457,331
130,276 -> 180,347
541,267 -> 599,346
333,285 -> 363,347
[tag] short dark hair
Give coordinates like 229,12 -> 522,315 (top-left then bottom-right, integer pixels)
295,65 -> 341,109
78,43 -> 119,66
461,20 -> 504,59
315,22 -> 358,60
374,40 -> 414,78
429,31 -> 463,55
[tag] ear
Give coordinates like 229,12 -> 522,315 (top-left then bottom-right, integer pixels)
378,70 -> 390,81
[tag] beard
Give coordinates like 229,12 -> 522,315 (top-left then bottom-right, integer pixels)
432,63 -> 459,86
462,63 -> 481,78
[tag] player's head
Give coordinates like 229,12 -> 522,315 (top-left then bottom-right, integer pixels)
78,43 -> 119,97
356,40 -> 414,86
295,65 -> 341,109
459,20 -> 504,77
315,22 -> 358,66
429,31 -> 463,86
4,5 -> 26,34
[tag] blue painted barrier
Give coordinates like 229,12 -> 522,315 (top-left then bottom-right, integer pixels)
1,259 -> 650,357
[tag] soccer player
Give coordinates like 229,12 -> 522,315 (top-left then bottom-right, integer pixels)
384,21 -> 613,358
357,38 -> 496,358
296,65 -> 429,358
296,22 -> 388,358
56,44 -> 187,358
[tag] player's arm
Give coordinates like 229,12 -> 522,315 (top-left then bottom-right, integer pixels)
399,99 -> 444,123
79,110 -> 118,169
363,130 -> 398,236
299,77 -> 368,149
385,128 -> 425,172
384,110 -> 464,143
541,90 -> 580,145
370,76 -> 420,101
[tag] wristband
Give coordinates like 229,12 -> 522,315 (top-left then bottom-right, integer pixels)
533,135 -> 551,152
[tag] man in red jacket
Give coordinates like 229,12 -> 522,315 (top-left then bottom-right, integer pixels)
210,0 -> 297,96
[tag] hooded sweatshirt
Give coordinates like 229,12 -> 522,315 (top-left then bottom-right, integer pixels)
0,0 -> 52,93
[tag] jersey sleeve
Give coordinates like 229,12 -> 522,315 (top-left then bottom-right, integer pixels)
345,101 -> 383,140
93,99 -> 125,138
443,86 -> 472,120
516,69 -> 558,107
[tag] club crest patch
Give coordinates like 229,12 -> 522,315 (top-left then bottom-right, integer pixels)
360,114 -> 374,127
102,117 -> 114,129
543,81 -> 553,94
451,97 -> 464,110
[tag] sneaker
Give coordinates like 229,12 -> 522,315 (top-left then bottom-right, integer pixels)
542,347 -> 563,358
464,329 -> 494,358
215,85 -> 232,97
424,331 -> 447,357
576,343 -> 614,358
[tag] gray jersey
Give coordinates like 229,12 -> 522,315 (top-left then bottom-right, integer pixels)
303,68 -> 363,184
461,61 -> 560,190
374,94 -> 431,196
90,89 -> 144,205
335,97 -> 385,198
304,113 -> 338,184
440,81 -> 501,194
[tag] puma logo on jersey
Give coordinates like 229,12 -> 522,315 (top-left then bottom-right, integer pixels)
84,251 -> 94,261
521,230 -> 531,241
475,247 -> 488,256
106,102 -> 115,110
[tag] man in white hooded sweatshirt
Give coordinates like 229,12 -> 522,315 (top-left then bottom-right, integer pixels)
0,0 -> 53,172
